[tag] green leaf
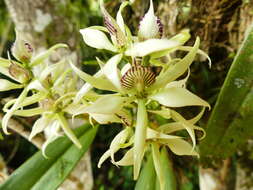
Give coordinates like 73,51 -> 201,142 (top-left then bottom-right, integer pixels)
135,153 -> 156,190
0,124 -> 97,190
200,24 -> 253,160
160,147 -> 177,190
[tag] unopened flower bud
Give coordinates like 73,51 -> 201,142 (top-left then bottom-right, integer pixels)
11,30 -> 33,63
138,0 -> 163,40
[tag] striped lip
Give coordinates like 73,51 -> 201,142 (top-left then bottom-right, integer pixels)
103,11 -> 126,47
104,16 -> 117,35
121,64 -> 156,92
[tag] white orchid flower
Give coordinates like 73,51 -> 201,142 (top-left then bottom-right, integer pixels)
80,0 -> 129,53
0,31 -> 83,151
71,33 -> 210,179
138,0 -> 162,39
79,0 -> 193,62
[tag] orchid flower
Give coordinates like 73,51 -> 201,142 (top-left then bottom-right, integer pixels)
0,0 -> 212,187
70,0 -> 212,184
71,32 -> 210,180
80,0 -> 192,63
0,30 -> 84,154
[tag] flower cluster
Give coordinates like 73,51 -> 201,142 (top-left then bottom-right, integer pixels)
0,30 -> 83,155
70,0 -> 211,188
0,0 -> 211,188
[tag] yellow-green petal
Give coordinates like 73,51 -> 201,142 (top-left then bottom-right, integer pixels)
150,87 -> 210,108
70,61 -> 117,92
57,113 -> 82,149
125,39 -> 180,57
80,28 -> 117,52
133,99 -> 148,180
150,37 -> 200,90
0,79 -> 23,91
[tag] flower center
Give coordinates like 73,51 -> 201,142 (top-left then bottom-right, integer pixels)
121,64 -> 156,93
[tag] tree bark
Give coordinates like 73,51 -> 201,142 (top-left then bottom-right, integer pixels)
235,139 -> 253,190
4,0 -> 93,189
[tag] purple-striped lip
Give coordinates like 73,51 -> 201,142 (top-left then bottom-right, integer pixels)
121,64 -> 156,90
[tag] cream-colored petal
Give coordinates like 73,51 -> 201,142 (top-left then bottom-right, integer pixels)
3,92 -> 46,112
98,128 -> 131,167
74,83 -> 92,103
188,107 -> 205,124
57,113 -> 82,148
147,128 -> 181,140
171,46 -> 211,68
0,66 -> 22,83
159,122 -> 206,140
74,95 -> 129,115
90,113 -> 121,124
110,128 -> 130,164
125,39 -> 180,57
80,28 -> 117,52
114,148 -> 134,166
170,110 -> 196,149
159,122 -> 185,133
150,37 -> 200,90
27,80 -> 46,92
116,2 -> 129,34
150,29 -> 191,58
73,67 -> 104,103
70,61 -> 117,92
169,29 -> 191,45
138,0 -> 160,39
29,115 -> 54,140
148,107 -> 171,119
98,150 -> 111,168
39,61 -> 63,81
102,54 -> 123,91
150,87 -> 210,108
99,0 -> 126,47
0,58 -> 11,67
120,63 -> 131,76
162,138 -> 199,156
0,79 -> 23,91
133,99 -> 148,180
2,88 -> 28,134
42,124 -> 62,158
12,107 -> 44,117
165,69 -> 190,88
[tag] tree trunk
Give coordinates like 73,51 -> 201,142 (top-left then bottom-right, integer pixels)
4,0 -> 93,189
197,0 -> 253,189
235,140 -> 253,190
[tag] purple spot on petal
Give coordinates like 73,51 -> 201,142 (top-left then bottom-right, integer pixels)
156,18 -> 163,37
24,42 -> 33,53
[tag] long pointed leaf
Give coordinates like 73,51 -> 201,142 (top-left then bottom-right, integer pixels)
0,124 -> 96,190
200,24 -> 253,160
135,153 -> 156,190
